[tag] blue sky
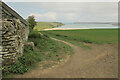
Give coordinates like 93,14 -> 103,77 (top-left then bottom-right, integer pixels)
5,2 -> 118,22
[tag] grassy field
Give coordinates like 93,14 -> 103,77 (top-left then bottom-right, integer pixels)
41,29 -> 118,48
34,22 -> 64,31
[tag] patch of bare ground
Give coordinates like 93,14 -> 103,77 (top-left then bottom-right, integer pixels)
15,38 -> 118,78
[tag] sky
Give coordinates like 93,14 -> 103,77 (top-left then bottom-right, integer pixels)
5,2 -> 118,23
2,0 -> 119,2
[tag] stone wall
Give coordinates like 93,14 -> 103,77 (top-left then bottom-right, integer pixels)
0,2 -> 29,65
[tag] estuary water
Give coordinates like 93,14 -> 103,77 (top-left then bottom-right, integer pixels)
57,23 -> 118,29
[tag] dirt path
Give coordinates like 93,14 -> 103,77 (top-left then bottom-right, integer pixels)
15,37 -> 118,78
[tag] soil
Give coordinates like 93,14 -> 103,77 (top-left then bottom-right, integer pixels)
15,37 -> 118,78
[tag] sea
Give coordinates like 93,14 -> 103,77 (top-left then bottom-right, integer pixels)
57,23 -> 118,29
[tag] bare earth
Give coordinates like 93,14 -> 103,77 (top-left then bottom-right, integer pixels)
15,37 -> 118,78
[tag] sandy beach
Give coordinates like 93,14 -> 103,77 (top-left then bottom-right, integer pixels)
44,28 -> 89,30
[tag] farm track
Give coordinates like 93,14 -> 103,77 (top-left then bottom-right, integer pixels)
15,37 -> 118,78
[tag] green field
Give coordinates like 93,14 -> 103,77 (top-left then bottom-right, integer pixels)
34,22 -> 64,31
41,29 -> 118,48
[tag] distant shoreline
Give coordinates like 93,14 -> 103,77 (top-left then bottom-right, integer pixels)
74,22 -> 117,24
44,27 -> 118,31
44,28 -> 89,30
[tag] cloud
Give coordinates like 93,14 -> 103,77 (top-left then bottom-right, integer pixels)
8,2 -> 118,22
30,2 -> 118,22
3,0 -> 119,2
29,12 -> 57,21
56,13 -> 77,22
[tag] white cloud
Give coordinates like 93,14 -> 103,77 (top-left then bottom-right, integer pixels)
29,12 -> 57,21
8,2 -> 118,22
3,0 -> 119,2
56,13 -> 77,22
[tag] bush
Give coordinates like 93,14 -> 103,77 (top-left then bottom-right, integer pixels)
28,30 -> 47,46
2,66 -> 11,75
29,38 -> 40,46
83,40 -> 92,43
64,35 -> 68,37
3,42 -> 42,75
24,45 -> 34,52
18,50 -> 37,66
29,30 -> 41,38
27,15 -> 37,30
9,62 -> 28,74
2,62 -> 28,75
56,34 -> 61,36
44,34 -> 49,38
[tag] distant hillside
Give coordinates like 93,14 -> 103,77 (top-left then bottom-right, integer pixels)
34,22 -> 64,31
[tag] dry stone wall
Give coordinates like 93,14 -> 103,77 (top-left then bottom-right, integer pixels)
0,2 -> 29,65
0,1 -> 2,79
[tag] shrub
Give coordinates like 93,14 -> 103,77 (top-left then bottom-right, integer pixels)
24,45 -> 34,52
57,58 -> 62,61
9,62 -> 28,74
64,35 -> 68,37
29,38 -> 40,46
56,34 -> 61,36
18,51 -> 37,66
29,30 -> 41,38
73,39 -> 77,40
37,38 -> 49,47
83,40 -> 92,43
2,66 -> 11,75
19,44 -> 42,66
44,34 -> 49,38
27,15 -> 37,30
28,30 -> 48,46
